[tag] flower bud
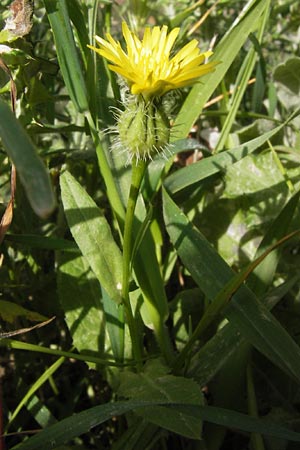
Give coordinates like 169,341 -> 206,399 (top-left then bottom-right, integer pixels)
117,99 -> 170,162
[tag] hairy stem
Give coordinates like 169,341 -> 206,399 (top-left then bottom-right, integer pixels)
122,159 -> 147,368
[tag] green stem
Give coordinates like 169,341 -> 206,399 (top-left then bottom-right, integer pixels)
268,139 -> 295,193
86,112 -> 126,360
122,159 -> 147,368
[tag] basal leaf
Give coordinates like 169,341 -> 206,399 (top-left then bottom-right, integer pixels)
118,360 -> 203,439
60,171 -> 122,304
57,252 -> 106,366
0,100 -> 55,218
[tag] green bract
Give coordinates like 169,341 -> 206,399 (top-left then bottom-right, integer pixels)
117,99 -> 170,162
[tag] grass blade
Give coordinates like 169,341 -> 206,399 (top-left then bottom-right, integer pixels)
11,401 -> 300,449
43,0 -> 88,112
172,0 -> 267,141
165,117 -> 296,194
163,188 -> 300,383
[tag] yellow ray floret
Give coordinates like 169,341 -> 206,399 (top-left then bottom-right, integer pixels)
88,22 -> 217,98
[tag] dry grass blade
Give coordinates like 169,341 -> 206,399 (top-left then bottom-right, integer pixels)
0,58 -> 17,245
0,165 -> 16,245
0,317 -> 55,339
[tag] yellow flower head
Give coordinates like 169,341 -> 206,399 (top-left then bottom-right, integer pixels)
89,22 -> 216,99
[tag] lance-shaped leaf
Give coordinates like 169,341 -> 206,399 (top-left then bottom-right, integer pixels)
0,100 -> 55,218
60,171 -> 123,304
163,188 -> 300,384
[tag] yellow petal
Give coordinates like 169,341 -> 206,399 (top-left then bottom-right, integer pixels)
89,22 -> 217,98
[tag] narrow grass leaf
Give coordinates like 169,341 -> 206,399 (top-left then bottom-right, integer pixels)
189,277 -> 299,387
8,357 -> 65,428
1,339 -> 122,367
5,234 -> 78,251
144,138 -> 206,201
26,395 -> 57,428
172,0 -> 267,141
43,0 -> 89,112
165,120 -> 292,194
248,191 -> 300,296
214,1 -> 270,152
163,189 -> 300,383
181,404 -> 300,442
0,100 -> 55,217
65,0 -> 90,64
60,170 -> 123,304
170,2 -> 207,28
12,401 -> 300,450
172,228 -> 300,371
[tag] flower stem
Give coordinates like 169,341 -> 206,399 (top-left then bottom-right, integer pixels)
122,159 -> 147,368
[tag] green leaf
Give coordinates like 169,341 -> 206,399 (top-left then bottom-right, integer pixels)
273,57 -> 300,95
212,149 -> 290,265
165,120 -> 290,194
0,300 -> 47,324
273,57 -> 300,110
1,339 -> 121,368
60,170 -> 123,304
57,253 -> 106,367
144,138 -> 206,201
163,189 -> 300,383
108,145 -> 170,328
172,0 -> 267,140
170,2 -> 205,28
247,191 -> 300,296
118,360 -> 203,439
12,400 -> 300,449
65,0 -> 90,58
170,288 -> 204,350
43,0 -> 89,112
0,100 -> 55,218
8,357 -> 64,428
134,236 -> 169,321
188,278 -> 299,388
5,234 -> 78,251
214,3 -> 270,152
26,394 -> 57,428
101,286 -> 125,362
189,315 -> 244,387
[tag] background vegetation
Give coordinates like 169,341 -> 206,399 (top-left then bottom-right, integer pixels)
1,0 -> 300,449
